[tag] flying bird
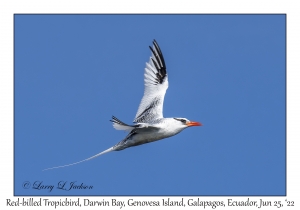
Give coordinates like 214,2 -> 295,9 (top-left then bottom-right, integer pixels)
44,40 -> 202,171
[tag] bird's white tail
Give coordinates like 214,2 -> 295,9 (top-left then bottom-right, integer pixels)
43,147 -> 115,171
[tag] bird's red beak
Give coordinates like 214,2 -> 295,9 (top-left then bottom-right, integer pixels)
186,121 -> 202,127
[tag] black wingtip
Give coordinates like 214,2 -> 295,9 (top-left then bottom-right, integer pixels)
110,115 -> 116,122
149,39 -> 167,80
150,39 -> 158,49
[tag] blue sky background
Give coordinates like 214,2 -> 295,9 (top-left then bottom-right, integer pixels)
14,14 -> 286,196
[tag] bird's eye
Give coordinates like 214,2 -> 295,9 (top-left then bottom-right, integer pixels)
174,118 -> 187,123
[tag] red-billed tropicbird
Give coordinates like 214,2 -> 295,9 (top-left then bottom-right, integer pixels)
44,40 -> 202,170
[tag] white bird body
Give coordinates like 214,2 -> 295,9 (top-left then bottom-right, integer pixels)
112,118 -> 187,151
43,40 -> 201,171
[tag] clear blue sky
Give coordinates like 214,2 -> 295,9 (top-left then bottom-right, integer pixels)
15,14 -> 286,196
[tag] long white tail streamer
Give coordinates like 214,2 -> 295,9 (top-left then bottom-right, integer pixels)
43,147 -> 114,171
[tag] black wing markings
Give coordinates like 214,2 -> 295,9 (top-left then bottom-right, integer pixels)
149,40 -> 167,84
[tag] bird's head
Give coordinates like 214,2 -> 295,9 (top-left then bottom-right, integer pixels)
173,117 -> 202,128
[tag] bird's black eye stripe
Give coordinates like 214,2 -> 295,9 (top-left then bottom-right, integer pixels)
174,118 -> 186,123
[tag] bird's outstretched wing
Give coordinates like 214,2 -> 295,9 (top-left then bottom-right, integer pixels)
111,116 -> 161,131
134,40 -> 168,123
111,116 -> 136,132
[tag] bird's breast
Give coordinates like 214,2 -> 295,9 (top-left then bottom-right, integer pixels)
131,126 -> 182,145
